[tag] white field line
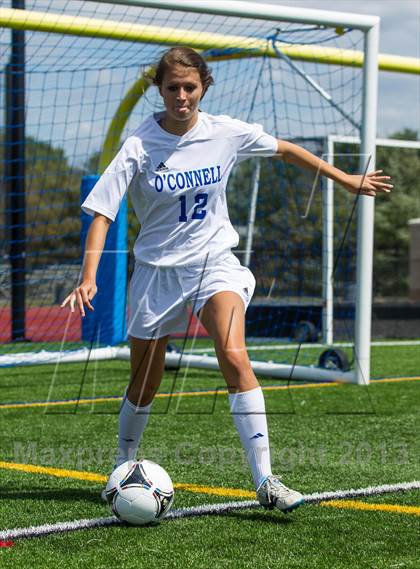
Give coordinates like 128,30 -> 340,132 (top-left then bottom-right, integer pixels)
1,480 -> 419,541
189,340 -> 420,353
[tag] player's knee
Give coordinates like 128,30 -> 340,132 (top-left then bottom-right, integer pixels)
219,348 -> 252,376
127,382 -> 157,407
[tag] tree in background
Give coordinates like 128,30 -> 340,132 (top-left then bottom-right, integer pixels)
373,129 -> 420,298
1,136 -> 82,267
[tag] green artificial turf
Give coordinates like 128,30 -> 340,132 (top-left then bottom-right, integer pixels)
0,343 -> 419,568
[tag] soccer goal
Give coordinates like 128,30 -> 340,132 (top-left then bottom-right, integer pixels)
0,0 -> 387,383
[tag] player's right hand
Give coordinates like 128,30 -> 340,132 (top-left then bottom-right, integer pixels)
60,281 -> 97,317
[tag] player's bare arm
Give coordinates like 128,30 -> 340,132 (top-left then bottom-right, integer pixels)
275,139 -> 393,197
61,212 -> 111,316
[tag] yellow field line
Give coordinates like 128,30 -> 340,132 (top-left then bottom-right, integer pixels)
0,383 -> 338,410
0,461 -> 107,484
320,499 -> 420,516
375,376 -> 420,384
0,460 -> 252,497
0,396 -> 122,410
1,375 -> 419,411
175,483 -> 253,499
0,460 -> 418,516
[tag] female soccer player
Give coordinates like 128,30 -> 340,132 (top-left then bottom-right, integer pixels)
62,47 -> 392,514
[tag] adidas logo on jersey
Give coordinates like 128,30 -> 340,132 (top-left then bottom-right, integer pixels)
156,161 -> 169,172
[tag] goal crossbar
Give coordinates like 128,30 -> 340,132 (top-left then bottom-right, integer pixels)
1,7 -> 418,75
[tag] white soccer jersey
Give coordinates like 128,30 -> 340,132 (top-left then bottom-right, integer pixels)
81,111 -> 278,266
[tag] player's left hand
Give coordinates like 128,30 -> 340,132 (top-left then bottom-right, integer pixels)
342,170 -> 393,197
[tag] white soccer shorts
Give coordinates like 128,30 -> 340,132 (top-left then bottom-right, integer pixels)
127,252 -> 256,339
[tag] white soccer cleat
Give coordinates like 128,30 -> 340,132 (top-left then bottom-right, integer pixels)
257,476 -> 304,513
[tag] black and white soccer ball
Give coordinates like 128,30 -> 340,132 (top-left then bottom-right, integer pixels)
105,460 -> 174,525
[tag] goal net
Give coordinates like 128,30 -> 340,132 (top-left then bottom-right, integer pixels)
0,0 -> 380,383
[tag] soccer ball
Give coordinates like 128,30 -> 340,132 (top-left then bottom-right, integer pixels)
105,459 -> 174,525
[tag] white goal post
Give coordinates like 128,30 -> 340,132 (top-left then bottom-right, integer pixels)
322,136 -> 420,350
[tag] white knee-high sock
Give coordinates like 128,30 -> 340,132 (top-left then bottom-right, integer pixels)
229,386 -> 272,489
115,394 -> 153,467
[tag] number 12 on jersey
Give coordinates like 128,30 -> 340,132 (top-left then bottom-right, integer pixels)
179,193 -> 208,222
